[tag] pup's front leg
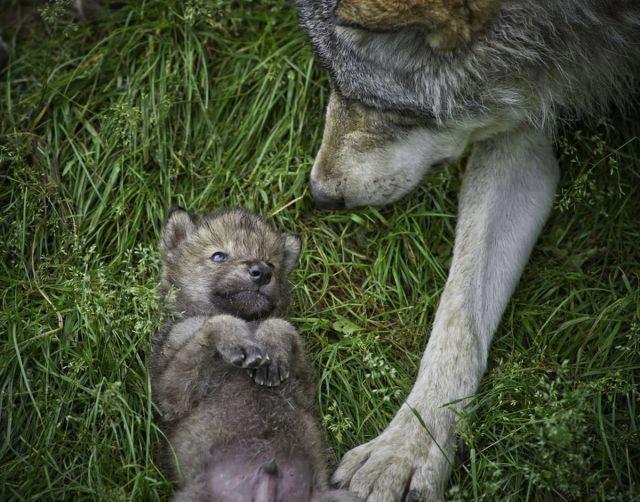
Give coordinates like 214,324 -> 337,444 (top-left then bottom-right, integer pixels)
156,315 -> 266,421
333,126 -> 560,501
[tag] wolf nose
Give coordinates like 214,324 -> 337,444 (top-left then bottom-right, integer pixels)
249,262 -> 272,286
310,180 -> 345,210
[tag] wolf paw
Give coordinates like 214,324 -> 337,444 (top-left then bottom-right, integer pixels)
220,341 -> 269,369
251,357 -> 289,387
204,315 -> 268,369
251,318 -> 298,387
333,409 -> 454,501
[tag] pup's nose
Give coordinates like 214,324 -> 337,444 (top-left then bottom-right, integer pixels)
310,180 -> 345,210
248,262 -> 272,286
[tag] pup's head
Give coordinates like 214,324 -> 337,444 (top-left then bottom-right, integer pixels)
160,208 -> 301,320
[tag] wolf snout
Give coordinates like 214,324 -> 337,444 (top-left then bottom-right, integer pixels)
309,179 -> 345,210
248,261 -> 273,286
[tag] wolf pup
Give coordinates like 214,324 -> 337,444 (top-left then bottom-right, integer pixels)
151,208 -> 354,502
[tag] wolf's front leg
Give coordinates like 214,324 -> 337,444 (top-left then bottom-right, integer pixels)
333,126 -> 560,501
155,315 -> 267,421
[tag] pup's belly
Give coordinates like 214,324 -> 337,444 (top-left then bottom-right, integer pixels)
206,444 -> 314,502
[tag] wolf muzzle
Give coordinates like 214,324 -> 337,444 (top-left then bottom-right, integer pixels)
309,179 -> 345,210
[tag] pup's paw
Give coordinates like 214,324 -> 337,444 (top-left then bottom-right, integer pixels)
251,357 -> 289,387
203,315 -> 268,369
219,341 -> 268,369
252,318 -> 298,386
333,409 -> 454,501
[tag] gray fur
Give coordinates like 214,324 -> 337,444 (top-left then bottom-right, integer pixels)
151,208 -> 353,501
297,1 -> 639,500
298,0 -> 640,128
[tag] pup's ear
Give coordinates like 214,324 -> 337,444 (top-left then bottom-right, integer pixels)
161,207 -> 195,256
282,234 -> 302,275
335,0 -> 500,49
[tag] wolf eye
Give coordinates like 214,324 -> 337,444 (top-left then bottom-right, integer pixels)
211,252 -> 228,263
266,262 -> 275,269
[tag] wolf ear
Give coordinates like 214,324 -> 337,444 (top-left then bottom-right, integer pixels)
282,234 -> 302,275
161,207 -> 195,256
335,0 -> 500,49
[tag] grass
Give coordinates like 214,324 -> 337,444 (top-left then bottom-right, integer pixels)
0,1 -> 638,499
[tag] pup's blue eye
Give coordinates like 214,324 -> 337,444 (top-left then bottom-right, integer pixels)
211,252 -> 228,262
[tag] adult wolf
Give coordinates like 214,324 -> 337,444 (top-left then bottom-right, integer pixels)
298,1 -> 640,500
